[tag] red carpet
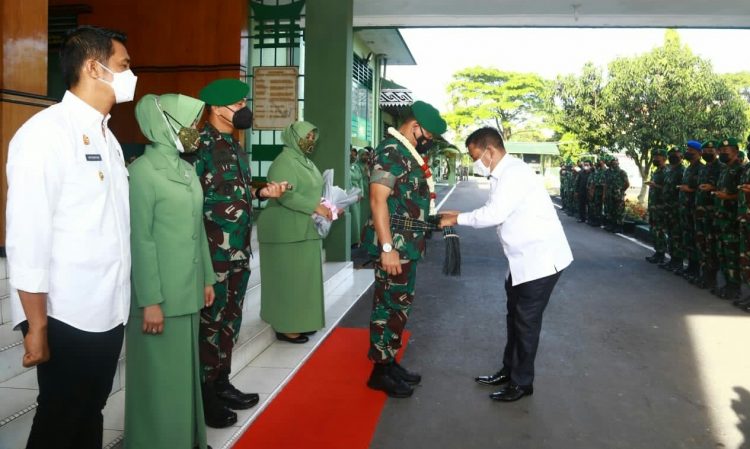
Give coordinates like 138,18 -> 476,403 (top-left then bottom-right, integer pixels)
235,327 -> 410,449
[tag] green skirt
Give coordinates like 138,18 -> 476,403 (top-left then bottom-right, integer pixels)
260,239 -> 325,333
124,313 -> 207,449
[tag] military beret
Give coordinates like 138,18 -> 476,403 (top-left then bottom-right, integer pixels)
686,140 -> 703,152
718,137 -> 740,149
412,100 -> 447,135
702,140 -> 716,149
199,79 -> 250,106
739,150 -> 746,161
651,148 -> 668,157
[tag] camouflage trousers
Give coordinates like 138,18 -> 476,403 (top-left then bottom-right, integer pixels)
695,207 -> 718,272
588,187 -> 604,224
740,221 -> 750,283
369,260 -> 418,364
680,206 -> 699,262
200,264 -> 250,382
716,218 -> 741,286
605,194 -> 625,226
648,206 -> 668,253
664,205 -> 683,259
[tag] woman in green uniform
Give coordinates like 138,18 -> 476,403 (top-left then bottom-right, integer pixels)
125,93 -> 216,449
257,121 -> 330,343
350,148 -> 364,246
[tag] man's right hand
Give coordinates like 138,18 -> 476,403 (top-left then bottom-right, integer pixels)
381,250 -> 402,275
22,326 -> 50,368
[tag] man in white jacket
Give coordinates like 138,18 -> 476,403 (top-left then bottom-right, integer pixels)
441,127 -> 573,402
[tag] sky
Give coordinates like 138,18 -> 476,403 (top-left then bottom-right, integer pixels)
387,28 -> 748,111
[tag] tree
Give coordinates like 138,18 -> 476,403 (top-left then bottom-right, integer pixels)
444,67 -> 549,141
550,62 -> 610,155
603,30 -> 749,202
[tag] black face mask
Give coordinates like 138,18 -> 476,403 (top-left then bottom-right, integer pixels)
668,155 -> 681,165
224,106 -> 253,130
414,133 -> 434,155
702,153 -> 716,163
719,153 -> 731,163
652,160 -> 660,167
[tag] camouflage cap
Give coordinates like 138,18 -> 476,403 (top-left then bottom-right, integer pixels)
718,137 -> 740,149
199,78 -> 250,106
651,148 -> 668,157
412,100 -> 447,135
667,146 -> 682,155
702,140 -> 717,150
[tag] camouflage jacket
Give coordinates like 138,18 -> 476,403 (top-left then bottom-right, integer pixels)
190,123 -> 254,276
715,159 -> 742,217
696,159 -> 722,208
662,163 -> 684,207
605,167 -> 629,198
738,164 -> 750,221
648,165 -> 667,208
363,136 -> 431,261
678,161 -> 703,208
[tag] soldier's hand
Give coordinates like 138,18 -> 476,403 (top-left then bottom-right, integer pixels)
381,251 -> 402,276
22,326 -> 50,368
262,181 -> 288,198
143,304 -> 164,335
204,285 -> 216,308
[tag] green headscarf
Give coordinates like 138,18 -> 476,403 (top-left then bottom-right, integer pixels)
135,93 -> 204,151
281,121 -> 318,155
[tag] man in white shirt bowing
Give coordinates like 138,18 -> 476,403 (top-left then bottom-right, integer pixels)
440,127 -> 573,402
6,26 -> 136,448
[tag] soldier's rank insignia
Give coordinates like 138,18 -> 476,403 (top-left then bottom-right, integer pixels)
83,134 -> 90,145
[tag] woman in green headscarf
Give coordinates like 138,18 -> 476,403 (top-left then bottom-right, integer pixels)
349,148 -> 364,246
125,93 -> 215,449
257,121 -> 330,343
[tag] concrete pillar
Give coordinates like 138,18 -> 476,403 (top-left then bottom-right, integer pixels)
304,0 -> 353,262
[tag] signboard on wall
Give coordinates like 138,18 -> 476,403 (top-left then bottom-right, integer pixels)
252,66 -> 298,130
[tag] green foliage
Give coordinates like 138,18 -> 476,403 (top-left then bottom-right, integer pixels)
444,67 -> 550,141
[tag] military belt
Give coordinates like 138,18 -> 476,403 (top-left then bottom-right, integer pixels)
389,215 -> 439,232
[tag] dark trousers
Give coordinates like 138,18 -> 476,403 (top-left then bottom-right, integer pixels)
21,317 -> 124,449
502,271 -> 562,387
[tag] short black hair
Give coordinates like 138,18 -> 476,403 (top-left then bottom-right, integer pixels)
465,127 -> 505,151
60,25 -> 127,89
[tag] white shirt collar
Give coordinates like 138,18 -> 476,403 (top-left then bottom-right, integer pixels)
62,90 -> 112,129
488,151 -> 513,179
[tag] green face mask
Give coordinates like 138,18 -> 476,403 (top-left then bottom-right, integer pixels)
299,138 -> 316,154
163,110 -> 200,153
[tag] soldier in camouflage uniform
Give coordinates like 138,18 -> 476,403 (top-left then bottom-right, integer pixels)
189,79 -> 287,428
660,147 -> 684,272
646,149 -> 668,263
735,149 -> 750,310
695,141 -> 722,289
363,101 -> 446,398
587,157 -> 607,227
576,159 -> 592,222
677,141 -> 704,281
604,155 -> 630,233
712,138 -> 743,299
567,162 -> 581,217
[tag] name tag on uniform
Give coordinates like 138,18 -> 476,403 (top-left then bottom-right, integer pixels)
85,154 -> 102,162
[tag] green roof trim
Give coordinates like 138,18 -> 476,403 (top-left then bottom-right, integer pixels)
505,142 -> 559,156
381,78 -> 409,90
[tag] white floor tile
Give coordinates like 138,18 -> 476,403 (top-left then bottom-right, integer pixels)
249,344 -> 309,369
0,369 -> 37,390
229,366 -> 292,395
102,390 -> 125,431
0,388 -> 37,418
0,409 -> 34,449
206,424 -> 241,449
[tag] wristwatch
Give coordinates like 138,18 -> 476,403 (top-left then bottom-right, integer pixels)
381,242 -> 393,253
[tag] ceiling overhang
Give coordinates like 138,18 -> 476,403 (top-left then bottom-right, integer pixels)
354,28 -> 416,65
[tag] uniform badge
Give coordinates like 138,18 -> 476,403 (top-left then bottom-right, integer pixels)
83,134 -> 90,145
98,171 -> 104,181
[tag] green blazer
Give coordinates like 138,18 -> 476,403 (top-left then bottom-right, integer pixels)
257,147 -> 324,243
129,146 -> 216,317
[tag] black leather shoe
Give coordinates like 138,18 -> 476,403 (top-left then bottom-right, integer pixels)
202,382 -> 238,428
300,331 -> 317,336
475,370 -> 510,386
646,252 -> 665,264
390,361 -> 421,385
194,445 -> 213,449
719,284 -> 741,300
367,363 -> 413,398
489,383 -> 533,402
215,378 -> 260,410
275,332 -> 309,344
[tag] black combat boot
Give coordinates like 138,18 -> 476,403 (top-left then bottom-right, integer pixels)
732,295 -> 750,307
215,371 -> 260,410
367,363 -> 413,398
646,252 -> 665,264
669,258 -> 685,274
390,361 -> 421,385
719,283 -> 741,300
697,270 -> 717,289
683,261 -> 700,282
202,382 -> 238,428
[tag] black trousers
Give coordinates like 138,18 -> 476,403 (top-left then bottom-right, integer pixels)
502,270 -> 562,387
20,317 -> 124,449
